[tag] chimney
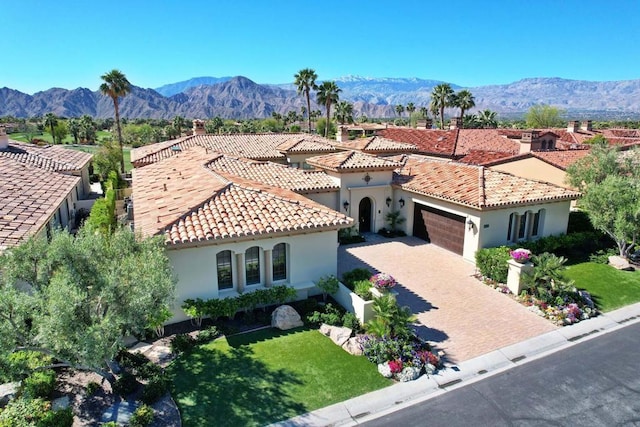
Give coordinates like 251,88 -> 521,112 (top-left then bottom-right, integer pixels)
336,125 -> 349,142
0,126 -> 8,150
581,120 -> 592,132
192,119 -> 205,136
567,121 -> 579,133
416,119 -> 427,129
449,117 -> 461,130
519,130 -> 539,154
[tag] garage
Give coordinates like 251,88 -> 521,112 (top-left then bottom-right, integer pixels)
413,204 -> 465,255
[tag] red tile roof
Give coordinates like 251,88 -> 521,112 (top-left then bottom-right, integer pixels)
455,129 -> 519,155
394,156 -> 579,209
2,140 -> 92,172
0,157 -> 80,249
457,150 -> 519,166
306,150 -> 404,172
132,148 -> 352,246
377,128 -> 457,156
531,150 -> 591,170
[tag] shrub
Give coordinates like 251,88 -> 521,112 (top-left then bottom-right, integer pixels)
117,350 -> 149,372
315,275 -> 339,301
475,246 -> 511,283
141,375 -> 169,405
342,268 -> 372,289
38,407 -> 74,427
85,381 -> 101,396
567,210 -> 595,233
306,303 -> 343,327
289,298 -> 319,318
112,372 -> 139,398
589,248 -> 618,264
22,369 -> 56,399
129,404 -> 154,427
0,397 -> 49,425
1,351 -> 52,382
342,312 -> 361,331
366,295 -> 416,339
170,333 -> 196,355
354,280 -> 373,301
196,326 -> 221,344
102,423 -> 119,427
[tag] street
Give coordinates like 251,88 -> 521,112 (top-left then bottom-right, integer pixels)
364,322 -> 640,427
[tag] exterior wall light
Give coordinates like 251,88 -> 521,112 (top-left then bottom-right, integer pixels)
343,200 -> 350,212
399,198 -> 405,208
467,217 -> 475,230
386,197 -> 392,207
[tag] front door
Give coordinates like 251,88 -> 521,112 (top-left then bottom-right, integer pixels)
359,197 -> 372,232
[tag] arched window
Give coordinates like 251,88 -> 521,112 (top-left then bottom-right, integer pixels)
217,250 -> 233,290
245,246 -> 261,285
541,140 -> 547,150
532,209 -> 545,237
272,243 -> 287,281
507,213 -> 517,241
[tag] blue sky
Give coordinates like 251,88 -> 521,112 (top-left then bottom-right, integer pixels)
1,0 -> 638,94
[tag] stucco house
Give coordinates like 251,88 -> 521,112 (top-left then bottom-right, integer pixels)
0,126 -> 93,251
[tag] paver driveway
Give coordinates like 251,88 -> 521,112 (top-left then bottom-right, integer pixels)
338,234 -> 556,363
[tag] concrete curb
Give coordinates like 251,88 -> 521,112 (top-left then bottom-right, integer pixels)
273,302 -> 640,427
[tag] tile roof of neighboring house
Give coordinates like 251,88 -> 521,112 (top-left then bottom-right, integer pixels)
306,150 -> 404,172
205,154 -> 339,193
132,148 -> 352,246
457,150 -> 519,166
334,136 -> 416,153
131,133 -> 311,167
275,135 -> 337,153
376,128 -> 457,156
531,149 -> 591,170
455,129 -> 520,155
394,156 -> 579,210
1,140 -> 92,172
0,157 -> 80,249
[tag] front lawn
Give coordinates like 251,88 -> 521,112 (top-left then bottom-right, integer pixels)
564,262 -> 640,312
168,327 -> 391,426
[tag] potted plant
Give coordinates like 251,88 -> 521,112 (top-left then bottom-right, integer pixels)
510,248 -> 532,264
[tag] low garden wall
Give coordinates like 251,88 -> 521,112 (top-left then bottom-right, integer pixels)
333,283 -> 374,324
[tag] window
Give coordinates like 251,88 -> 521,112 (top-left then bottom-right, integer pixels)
517,214 -> 527,240
540,140 -> 547,150
217,250 -> 233,290
245,246 -> 260,285
507,213 -> 516,241
272,243 -> 287,281
532,209 -> 545,237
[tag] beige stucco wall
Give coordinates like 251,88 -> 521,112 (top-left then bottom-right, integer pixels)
167,229 -> 339,323
305,191 -> 339,212
490,158 -> 570,189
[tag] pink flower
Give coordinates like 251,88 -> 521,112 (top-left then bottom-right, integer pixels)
370,273 -> 397,290
388,359 -> 403,374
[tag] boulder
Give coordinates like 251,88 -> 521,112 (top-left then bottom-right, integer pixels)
609,255 -> 634,271
342,336 -> 363,356
329,326 -> 352,347
271,305 -> 303,330
0,382 -> 19,408
319,323 -> 332,336
52,396 -> 70,411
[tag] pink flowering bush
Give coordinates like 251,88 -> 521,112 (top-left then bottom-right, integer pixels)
370,273 -> 397,290
510,248 -> 532,263
388,359 -> 403,374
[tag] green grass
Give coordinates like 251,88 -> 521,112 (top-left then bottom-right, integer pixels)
564,262 -> 640,312
168,327 -> 391,426
7,130 -> 111,144
67,144 -> 132,172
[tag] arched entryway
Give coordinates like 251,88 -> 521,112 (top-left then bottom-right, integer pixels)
359,197 -> 372,232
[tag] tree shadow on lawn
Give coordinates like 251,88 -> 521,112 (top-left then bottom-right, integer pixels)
168,343 -> 305,427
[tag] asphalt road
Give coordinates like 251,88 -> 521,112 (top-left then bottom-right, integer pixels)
364,322 -> 640,427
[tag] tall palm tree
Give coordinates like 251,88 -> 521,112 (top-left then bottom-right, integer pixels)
44,113 -> 58,144
334,101 -> 354,124
406,102 -> 416,122
419,107 -> 429,118
477,109 -> 498,129
430,83 -> 455,129
173,116 -> 185,136
316,81 -> 341,138
453,90 -> 476,128
395,104 -> 405,119
294,68 -> 318,133
100,69 -> 131,173
68,118 -> 80,144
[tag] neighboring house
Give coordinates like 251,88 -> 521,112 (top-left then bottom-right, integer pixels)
131,147 -> 352,323
0,125 -> 93,251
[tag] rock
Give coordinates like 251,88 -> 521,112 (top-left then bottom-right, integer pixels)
342,337 -> 363,356
329,326 -> 352,347
52,395 -> 70,411
271,305 -> 303,330
319,323 -> 332,336
397,366 -> 422,382
377,362 -> 393,378
609,255 -> 633,271
0,382 -> 19,408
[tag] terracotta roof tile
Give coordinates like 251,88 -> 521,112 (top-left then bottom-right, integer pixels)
205,155 -> 339,193
306,150 -> 403,172
456,129 -> 519,155
394,156 -> 579,209
457,150 -> 519,166
132,148 -> 351,246
131,133 -> 312,167
335,136 -> 416,153
377,128 -> 457,156
0,157 -> 79,249
1,140 -> 92,172
275,135 -> 337,153
531,150 -> 591,170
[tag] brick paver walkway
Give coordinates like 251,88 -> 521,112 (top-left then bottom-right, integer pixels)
338,234 -> 556,363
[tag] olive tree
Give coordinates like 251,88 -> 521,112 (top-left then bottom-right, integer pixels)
0,227 -> 175,383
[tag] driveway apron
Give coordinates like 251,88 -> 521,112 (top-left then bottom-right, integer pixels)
338,234 -> 556,363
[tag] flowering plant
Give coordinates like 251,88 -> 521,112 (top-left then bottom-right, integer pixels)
510,248 -> 532,263
388,359 -> 403,374
370,272 -> 397,290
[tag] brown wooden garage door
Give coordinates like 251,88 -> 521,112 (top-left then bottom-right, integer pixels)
413,204 -> 465,255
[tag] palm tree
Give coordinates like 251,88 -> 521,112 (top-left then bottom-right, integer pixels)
294,68 -> 318,133
453,90 -> 475,128
395,104 -> 405,119
172,116 -> 185,136
68,118 -> 80,144
100,69 -> 131,173
430,83 -> 455,129
477,109 -> 498,129
316,81 -> 341,138
419,107 -> 429,118
406,102 -> 416,123
44,113 -> 58,144
334,101 -> 354,124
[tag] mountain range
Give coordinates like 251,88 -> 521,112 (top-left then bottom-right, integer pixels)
2,75 -> 640,120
